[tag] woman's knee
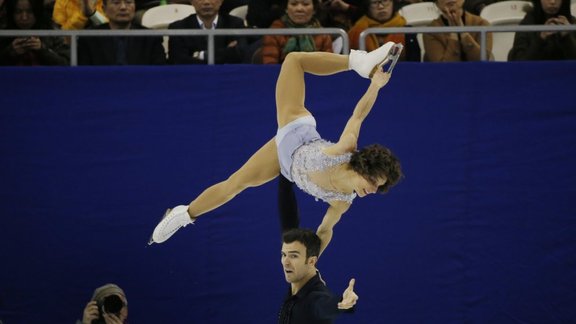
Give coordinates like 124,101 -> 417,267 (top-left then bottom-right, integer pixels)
284,52 -> 304,65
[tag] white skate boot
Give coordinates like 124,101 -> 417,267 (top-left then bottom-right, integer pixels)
149,205 -> 194,244
349,42 -> 403,78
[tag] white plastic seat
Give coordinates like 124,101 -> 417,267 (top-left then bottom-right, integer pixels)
480,1 -> 532,61
229,4 -> 248,22
399,2 -> 440,61
141,4 -> 196,58
141,4 -> 196,29
480,0 -> 532,25
399,2 -> 440,26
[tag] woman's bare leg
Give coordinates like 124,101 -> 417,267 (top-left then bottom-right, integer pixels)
187,138 -> 280,217
151,139 -> 280,243
275,52 -> 349,128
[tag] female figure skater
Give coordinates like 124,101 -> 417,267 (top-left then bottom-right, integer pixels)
151,42 -> 404,254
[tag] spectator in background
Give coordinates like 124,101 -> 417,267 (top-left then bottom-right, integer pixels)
0,0 -> 69,65
53,0 -> 107,30
508,0 -> 576,60
168,0 -> 246,64
260,0 -> 333,64
423,0 -> 493,61
348,0 -> 421,61
78,0 -> 166,65
76,283 -> 128,324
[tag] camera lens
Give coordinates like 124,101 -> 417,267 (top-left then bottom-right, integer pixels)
103,295 -> 124,314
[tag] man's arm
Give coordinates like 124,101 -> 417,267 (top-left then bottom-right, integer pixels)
316,201 -> 350,255
278,174 -> 300,233
331,70 -> 390,155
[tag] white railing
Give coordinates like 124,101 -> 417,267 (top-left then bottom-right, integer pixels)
1,25 -> 575,65
360,25 -> 576,61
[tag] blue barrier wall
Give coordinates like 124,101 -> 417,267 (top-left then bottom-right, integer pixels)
1,62 -> 575,324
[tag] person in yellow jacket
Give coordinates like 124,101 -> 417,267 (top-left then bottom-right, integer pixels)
53,0 -> 107,30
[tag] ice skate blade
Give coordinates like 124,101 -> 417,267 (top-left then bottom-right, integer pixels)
147,208 -> 171,245
383,43 -> 403,74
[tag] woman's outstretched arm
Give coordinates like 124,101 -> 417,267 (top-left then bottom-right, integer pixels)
316,201 -> 351,256
329,70 -> 391,154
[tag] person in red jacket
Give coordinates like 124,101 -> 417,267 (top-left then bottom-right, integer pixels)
260,0 -> 333,64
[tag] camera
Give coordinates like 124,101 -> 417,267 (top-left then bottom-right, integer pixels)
91,294 -> 124,324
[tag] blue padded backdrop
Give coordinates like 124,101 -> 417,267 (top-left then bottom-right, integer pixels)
0,62 -> 575,324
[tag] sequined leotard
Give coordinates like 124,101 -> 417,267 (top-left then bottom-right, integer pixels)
276,115 -> 357,204
291,140 -> 357,204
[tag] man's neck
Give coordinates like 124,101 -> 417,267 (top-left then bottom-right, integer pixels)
291,271 -> 317,295
199,15 -> 217,29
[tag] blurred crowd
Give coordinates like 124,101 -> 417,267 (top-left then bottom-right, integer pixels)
0,0 -> 574,66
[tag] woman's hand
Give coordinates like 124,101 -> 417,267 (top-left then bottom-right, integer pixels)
11,38 -> 30,55
24,37 -> 42,51
371,68 -> 391,89
81,0 -> 98,16
445,8 -> 464,26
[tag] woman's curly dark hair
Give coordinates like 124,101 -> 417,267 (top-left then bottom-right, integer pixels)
349,144 -> 403,193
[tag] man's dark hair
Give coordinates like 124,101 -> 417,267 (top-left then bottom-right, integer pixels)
350,143 -> 403,193
282,228 -> 321,258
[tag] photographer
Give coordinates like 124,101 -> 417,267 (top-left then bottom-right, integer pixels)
77,283 -> 128,324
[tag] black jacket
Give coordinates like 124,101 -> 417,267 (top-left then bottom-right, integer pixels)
168,14 -> 246,64
278,274 -> 351,324
508,12 -> 576,61
0,36 -> 70,66
78,23 -> 166,65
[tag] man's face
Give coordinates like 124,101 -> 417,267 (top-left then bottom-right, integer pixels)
281,241 -> 316,284
191,0 -> 223,20
104,0 -> 135,25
